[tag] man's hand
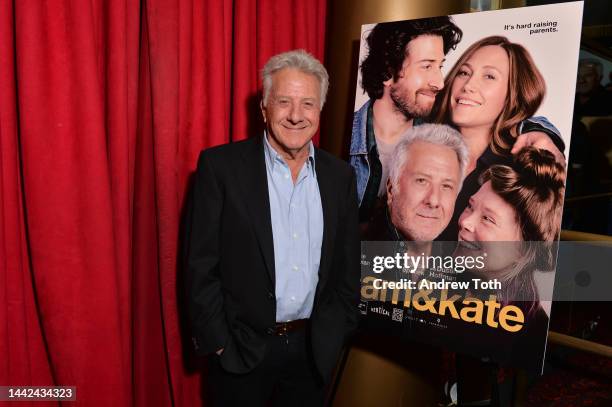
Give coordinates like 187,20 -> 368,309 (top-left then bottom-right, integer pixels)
216,348 -> 224,356
512,131 -> 565,164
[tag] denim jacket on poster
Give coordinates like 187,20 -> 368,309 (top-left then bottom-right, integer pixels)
349,99 -> 565,207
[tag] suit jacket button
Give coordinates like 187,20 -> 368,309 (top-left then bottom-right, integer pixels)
267,292 -> 274,300
267,327 -> 275,335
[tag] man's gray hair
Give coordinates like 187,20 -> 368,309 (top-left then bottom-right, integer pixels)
579,58 -> 604,79
388,124 -> 468,190
262,49 -> 329,108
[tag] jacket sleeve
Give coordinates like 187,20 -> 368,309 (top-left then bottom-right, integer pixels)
519,116 -> 566,155
185,151 -> 230,355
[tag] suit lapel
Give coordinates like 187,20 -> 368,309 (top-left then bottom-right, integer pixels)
315,149 -> 337,294
237,137 -> 276,283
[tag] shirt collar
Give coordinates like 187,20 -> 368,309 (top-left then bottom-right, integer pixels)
366,101 -> 376,153
263,131 -> 316,174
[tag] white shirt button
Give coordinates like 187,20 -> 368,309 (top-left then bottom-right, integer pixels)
292,233 -> 298,239
292,265 -> 299,271
284,174 -> 290,179
290,296 -> 296,302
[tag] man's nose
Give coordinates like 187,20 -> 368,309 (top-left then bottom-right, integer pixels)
288,104 -> 304,123
424,186 -> 441,208
429,69 -> 444,91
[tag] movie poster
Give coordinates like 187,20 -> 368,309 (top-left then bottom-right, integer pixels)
351,2 -> 583,373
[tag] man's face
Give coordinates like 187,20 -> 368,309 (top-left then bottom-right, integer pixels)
385,35 -> 445,119
261,68 -> 321,155
576,64 -> 601,96
387,141 -> 461,241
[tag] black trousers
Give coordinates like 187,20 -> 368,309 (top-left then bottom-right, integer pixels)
207,329 -> 326,407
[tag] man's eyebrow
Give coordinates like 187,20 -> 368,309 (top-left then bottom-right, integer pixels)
274,95 -> 318,101
416,58 -> 446,63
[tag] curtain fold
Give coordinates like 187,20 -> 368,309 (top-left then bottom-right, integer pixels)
0,1 -> 56,403
1,0 -> 326,405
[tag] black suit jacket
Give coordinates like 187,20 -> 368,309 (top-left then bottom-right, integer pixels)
185,135 -> 360,381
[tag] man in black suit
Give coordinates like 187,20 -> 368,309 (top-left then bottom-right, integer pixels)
185,49 -> 360,406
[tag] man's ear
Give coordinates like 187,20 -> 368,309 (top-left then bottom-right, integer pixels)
383,65 -> 401,87
260,100 -> 267,123
386,179 -> 393,207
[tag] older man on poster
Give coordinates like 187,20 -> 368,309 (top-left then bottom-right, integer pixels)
185,50 -> 360,406
364,124 -> 467,243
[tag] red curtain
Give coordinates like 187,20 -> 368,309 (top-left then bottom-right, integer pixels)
0,0 -> 326,405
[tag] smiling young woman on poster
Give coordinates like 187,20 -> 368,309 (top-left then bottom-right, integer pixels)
433,35 -> 566,240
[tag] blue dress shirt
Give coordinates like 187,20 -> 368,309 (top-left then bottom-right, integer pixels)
263,134 -> 323,323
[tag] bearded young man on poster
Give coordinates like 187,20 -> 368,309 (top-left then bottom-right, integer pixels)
351,17 -> 463,221
185,50 -> 360,406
